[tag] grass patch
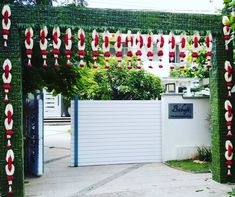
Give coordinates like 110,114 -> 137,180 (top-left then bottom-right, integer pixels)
166,159 -> 211,173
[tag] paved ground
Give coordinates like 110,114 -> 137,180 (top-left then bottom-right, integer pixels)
25,125 -> 234,197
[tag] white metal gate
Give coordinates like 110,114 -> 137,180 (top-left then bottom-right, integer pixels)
71,99 -> 162,166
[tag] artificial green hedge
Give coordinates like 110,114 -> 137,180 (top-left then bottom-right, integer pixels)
0,3 -> 233,197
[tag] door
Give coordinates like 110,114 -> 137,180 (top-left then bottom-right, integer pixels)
24,93 -> 44,176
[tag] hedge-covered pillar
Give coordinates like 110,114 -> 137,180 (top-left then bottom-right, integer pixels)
0,25 -> 24,197
210,33 -> 234,183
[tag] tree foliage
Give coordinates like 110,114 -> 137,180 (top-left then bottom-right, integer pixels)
77,58 -> 163,100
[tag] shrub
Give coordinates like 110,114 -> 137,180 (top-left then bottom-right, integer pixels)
196,146 -> 212,162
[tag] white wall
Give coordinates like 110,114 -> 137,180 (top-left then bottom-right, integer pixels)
161,94 -> 211,161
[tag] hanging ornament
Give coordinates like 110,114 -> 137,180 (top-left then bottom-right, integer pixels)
146,32 -> 154,69
5,149 -> 15,195
2,5 -> 11,48
179,32 -> 187,69
205,33 -> 213,69
2,59 -> 12,103
168,32 -> 176,70
225,100 -> 233,137
222,16 -> 232,51
156,33 -> 164,68
64,28 -> 73,68
225,140 -> 233,176
91,29 -> 99,69
102,31 -> 110,69
224,61 -> 233,98
191,32 -> 200,69
126,30 -> 133,69
77,29 -> 85,67
25,27 -> 33,67
40,26 -> 48,67
52,26 -> 61,67
5,103 -> 13,148
115,31 -> 122,69
135,32 -> 143,69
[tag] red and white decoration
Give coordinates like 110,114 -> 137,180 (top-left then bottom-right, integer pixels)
102,31 -> 110,69
222,16 -> 232,51
225,100 -> 233,137
126,30 -> 133,69
135,32 -> 143,69
205,33 -> 213,69
146,32 -> 154,69
2,59 -> 12,103
191,32 -> 200,69
179,32 -> 186,69
40,26 -> 48,67
64,28 -> 73,68
5,149 -> 15,195
25,27 -> 33,67
115,31 -> 122,69
2,5 -> 11,48
5,104 -> 14,194
156,33 -> 164,68
168,32 -> 176,70
224,61 -> 233,98
5,103 -> 13,148
225,140 -> 233,176
77,29 -> 85,67
91,29 -> 99,69
52,26 -> 61,67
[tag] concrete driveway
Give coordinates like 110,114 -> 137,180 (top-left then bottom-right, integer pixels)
25,125 -> 234,197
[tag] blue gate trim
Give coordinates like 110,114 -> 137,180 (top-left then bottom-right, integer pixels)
42,93 -> 45,174
74,95 -> 79,167
35,93 -> 39,175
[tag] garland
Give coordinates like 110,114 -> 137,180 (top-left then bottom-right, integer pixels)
224,61 -> 232,98
191,31 -> 200,69
222,16 -> 231,51
64,28 -> 73,68
40,26 -> 48,67
77,28 -> 85,67
224,58 -> 233,176
205,33 -> 213,69
126,30 -> 133,69
52,26 -> 61,67
179,32 -> 186,69
25,27 -> 33,67
2,5 -> 11,48
115,31 -> 122,69
2,59 -> 12,103
156,33 -> 164,68
102,31 -> 110,69
225,139 -> 233,176
91,29 -> 99,69
2,59 -> 15,195
146,32 -> 153,69
135,31 -> 143,69
168,32 -> 176,70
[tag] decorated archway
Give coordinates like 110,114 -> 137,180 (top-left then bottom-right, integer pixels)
0,2 -> 233,196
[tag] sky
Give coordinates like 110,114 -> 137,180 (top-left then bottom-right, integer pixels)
59,0 -> 224,14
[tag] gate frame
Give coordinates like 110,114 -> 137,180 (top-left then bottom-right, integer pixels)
0,3 -> 233,196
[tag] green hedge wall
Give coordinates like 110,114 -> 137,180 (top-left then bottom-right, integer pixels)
0,3 -> 233,196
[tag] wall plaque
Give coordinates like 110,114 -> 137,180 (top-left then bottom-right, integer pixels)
168,103 -> 193,119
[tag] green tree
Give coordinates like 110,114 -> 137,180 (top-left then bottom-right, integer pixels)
77,57 -> 163,100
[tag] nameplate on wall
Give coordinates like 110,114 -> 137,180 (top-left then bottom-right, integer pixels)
168,103 -> 193,119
